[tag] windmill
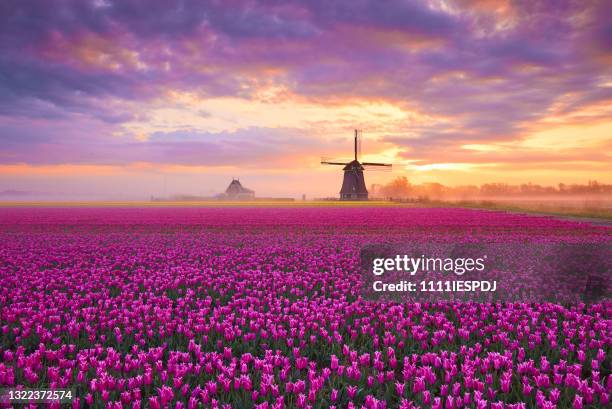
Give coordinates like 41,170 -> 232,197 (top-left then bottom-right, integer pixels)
322,130 -> 392,200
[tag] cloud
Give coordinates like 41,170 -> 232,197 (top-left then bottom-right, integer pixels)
0,120 -> 339,167
0,0 -> 610,178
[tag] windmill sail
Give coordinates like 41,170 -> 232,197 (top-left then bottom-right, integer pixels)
356,129 -> 362,161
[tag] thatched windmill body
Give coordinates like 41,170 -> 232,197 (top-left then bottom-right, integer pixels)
322,130 -> 391,200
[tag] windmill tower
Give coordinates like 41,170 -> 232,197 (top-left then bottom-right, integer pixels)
322,130 -> 392,200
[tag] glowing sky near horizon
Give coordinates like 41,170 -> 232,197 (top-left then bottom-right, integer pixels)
0,0 -> 611,199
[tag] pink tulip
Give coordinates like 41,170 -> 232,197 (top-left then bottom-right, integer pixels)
573,395 -> 583,409
149,396 -> 161,409
413,376 -> 426,393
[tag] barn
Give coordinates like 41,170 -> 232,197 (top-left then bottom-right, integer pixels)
221,178 -> 255,200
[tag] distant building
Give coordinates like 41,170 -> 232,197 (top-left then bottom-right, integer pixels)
220,178 -> 255,200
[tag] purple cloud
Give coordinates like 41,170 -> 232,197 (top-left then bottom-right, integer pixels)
0,0 -> 610,168
0,121 -> 338,167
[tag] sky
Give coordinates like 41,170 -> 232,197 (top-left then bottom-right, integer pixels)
0,0 -> 611,199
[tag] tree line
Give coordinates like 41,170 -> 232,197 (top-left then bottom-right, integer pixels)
371,177 -> 612,199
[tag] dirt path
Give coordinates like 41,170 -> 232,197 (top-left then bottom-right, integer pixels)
506,210 -> 612,227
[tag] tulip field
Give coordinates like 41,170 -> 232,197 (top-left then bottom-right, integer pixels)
0,206 -> 610,409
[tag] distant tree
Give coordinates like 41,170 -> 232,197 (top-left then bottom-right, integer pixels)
380,176 -> 411,198
375,178 -> 611,199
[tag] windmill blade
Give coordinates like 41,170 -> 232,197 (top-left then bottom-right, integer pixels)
362,162 -> 392,167
364,165 -> 393,172
363,162 -> 392,172
321,156 -> 351,165
357,129 -> 362,161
